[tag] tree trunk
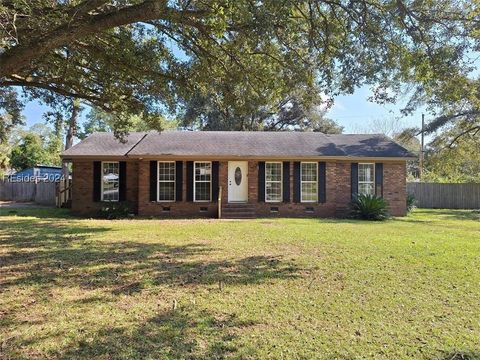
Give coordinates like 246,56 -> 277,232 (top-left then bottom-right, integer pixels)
62,100 -> 80,180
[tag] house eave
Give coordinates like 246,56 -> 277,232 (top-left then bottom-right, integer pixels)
61,154 -> 416,162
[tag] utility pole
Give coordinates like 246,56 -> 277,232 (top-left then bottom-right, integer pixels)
419,113 -> 425,180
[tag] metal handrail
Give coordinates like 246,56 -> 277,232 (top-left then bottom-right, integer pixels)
218,186 -> 222,219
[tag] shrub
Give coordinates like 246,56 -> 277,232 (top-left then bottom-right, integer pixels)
350,194 -> 390,221
406,194 -> 416,213
97,202 -> 134,219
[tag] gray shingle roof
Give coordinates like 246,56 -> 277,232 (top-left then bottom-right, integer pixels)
62,132 -> 146,156
62,131 -> 415,159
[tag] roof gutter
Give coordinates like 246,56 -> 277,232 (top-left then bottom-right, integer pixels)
61,154 -> 417,161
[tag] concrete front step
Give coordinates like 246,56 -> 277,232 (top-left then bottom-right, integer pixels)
222,203 -> 256,218
223,203 -> 255,208
222,207 -> 255,212
222,213 -> 256,219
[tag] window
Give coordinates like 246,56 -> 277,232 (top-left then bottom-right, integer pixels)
101,162 -> 119,201
265,162 -> 282,202
194,162 -> 211,202
158,161 -> 175,202
301,162 -> 318,202
358,163 -> 375,195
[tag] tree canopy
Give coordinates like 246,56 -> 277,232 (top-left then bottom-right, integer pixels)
182,92 -> 343,132
423,122 -> 480,182
1,0 -> 477,138
79,107 -> 178,139
9,124 -> 62,171
0,88 -> 23,142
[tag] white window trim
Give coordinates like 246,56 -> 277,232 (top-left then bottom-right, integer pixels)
194,161 -> 212,202
157,161 -> 176,202
265,161 -> 283,203
301,162 -> 318,203
358,163 -> 375,195
101,161 -> 119,202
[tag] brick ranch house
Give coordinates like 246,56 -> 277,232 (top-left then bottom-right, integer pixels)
61,131 -> 414,218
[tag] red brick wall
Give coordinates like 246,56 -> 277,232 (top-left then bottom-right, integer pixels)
383,161 -> 407,216
252,161 -> 337,218
71,159 -> 407,218
137,160 -> 218,218
71,160 -> 97,215
334,161 -> 351,217
71,160 -> 138,215
126,161 -> 139,213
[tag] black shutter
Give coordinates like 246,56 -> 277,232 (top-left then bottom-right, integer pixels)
93,161 -> 101,202
175,161 -> 183,202
258,162 -> 265,202
375,163 -> 383,197
149,161 -> 157,201
119,161 -> 127,202
318,162 -> 326,203
351,163 -> 358,199
186,161 -> 194,202
212,161 -> 219,202
282,162 -> 290,202
293,161 -> 301,203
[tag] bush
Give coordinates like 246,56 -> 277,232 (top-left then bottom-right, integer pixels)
97,202 -> 134,219
406,194 -> 416,213
350,194 -> 390,221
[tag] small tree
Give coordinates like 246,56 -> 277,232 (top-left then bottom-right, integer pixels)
10,133 -> 47,170
9,125 -> 62,171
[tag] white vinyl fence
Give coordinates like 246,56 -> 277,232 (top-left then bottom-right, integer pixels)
407,182 -> 480,209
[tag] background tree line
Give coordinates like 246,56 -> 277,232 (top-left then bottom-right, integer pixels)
3,105 -> 478,183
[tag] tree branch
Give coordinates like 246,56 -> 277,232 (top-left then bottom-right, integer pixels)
0,80 -> 106,106
66,0 -> 111,20
0,1 -> 209,78
448,125 -> 480,148
424,109 -> 480,133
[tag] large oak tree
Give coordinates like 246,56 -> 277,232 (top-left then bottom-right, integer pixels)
0,0 -> 477,138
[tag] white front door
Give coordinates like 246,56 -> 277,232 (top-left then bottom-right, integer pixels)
228,161 -> 248,202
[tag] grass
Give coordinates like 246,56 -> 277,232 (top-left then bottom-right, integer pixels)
0,208 -> 479,359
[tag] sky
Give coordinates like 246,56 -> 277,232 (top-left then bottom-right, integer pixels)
327,87 -> 423,134
21,84 -> 424,136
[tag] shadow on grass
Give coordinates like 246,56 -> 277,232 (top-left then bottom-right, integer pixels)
413,209 -> 480,221
440,351 -> 480,360
397,209 -> 480,225
1,217 -> 299,292
56,309 -> 255,359
0,214 -> 300,358
0,207 -> 74,219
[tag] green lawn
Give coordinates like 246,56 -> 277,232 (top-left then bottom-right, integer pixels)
0,209 -> 479,359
